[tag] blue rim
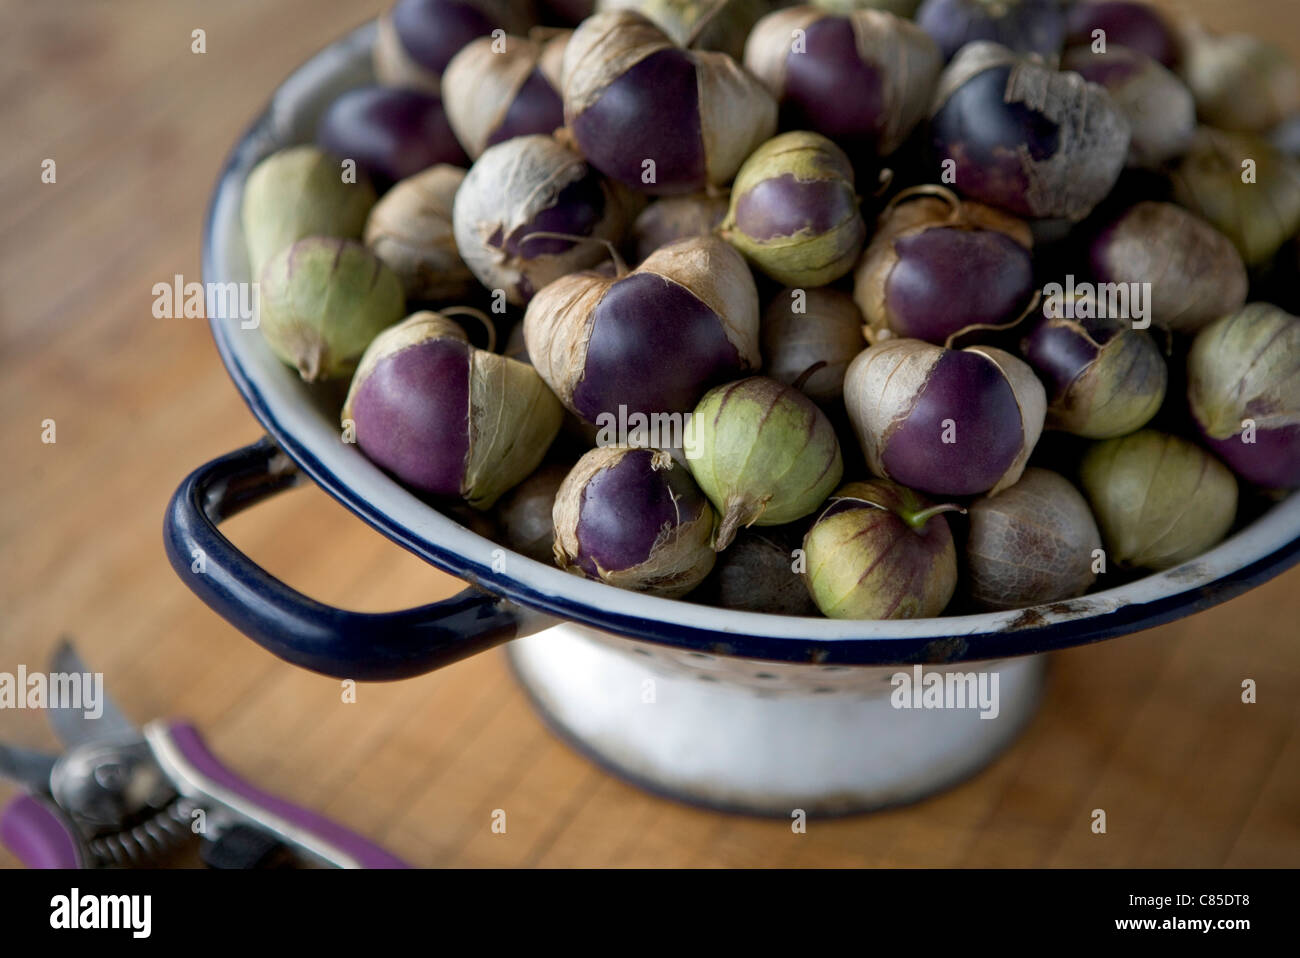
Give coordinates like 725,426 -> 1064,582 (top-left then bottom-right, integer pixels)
199,27 -> 1300,667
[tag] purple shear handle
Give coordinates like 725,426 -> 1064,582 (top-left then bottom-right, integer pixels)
0,795 -> 83,869
150,721 -> 408,869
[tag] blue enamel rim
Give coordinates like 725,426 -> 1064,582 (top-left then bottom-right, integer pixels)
197,22 -> 1300,667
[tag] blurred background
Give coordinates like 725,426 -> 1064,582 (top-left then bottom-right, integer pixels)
1,0 -> 1297,867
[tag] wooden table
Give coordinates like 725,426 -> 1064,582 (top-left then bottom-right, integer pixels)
2,0 -> 1297,868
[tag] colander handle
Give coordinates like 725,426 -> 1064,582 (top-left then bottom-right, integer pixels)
164,438 -> 553,680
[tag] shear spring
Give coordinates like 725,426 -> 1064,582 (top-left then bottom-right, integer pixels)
86,799 -> 195,867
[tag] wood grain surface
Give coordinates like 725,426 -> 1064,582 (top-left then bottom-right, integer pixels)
1,0 -> 1297,868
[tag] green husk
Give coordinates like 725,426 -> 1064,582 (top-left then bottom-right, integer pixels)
241,146 -> 376,278
803,480 -> 959,620
1079,430 -> 1237,571
258,237 -> 404,383
722,131 -> 865,288
1187,303 -> 1300,441
687,376 -> 843,551
1170,128 -> 1300,266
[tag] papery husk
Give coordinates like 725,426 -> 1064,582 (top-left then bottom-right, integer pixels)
342,309 -> 563,510
802,479 -> 957,620
537,29 -> 569,87
1179,23 -> 1300,134
745,6 -> 941,154
443,32 -> 570,159
523,235 -> 761,415
692,523 -> 819,615
1033,315 -> 1166,439
496,462 -> 571,564
1188,303 -> 1300,440
632,193 -> 728,261
562,9 -> 777,187
1090,201 -> 1247,334
259,238 -> 405,383
965,345 -> 1046,493
553,446 -> 717,597
596,0 -> 769,60
762,287 -> 865,404
464,348 -> 565,508
241,146 -> 377,278
743,6 -> 822,100
373,12 -> 442,93
364,164 -> 476,301
723,131 -> 865,287
1079,430 -> 1237,571
1061,46 -> 1195,170
843,338 -> 938,480
842,339 -> 1045,495
1170,127 -> 1300,267
965,467 -> 1100,611
688,377 -> 844,550
562,9 -> 675,112
931,42 -> 1131,222
452,134 -> 634,305
813,0 -> 921,15
374,1 -> 536,90
694,50 -> 780,186
854,189 -> 1032,343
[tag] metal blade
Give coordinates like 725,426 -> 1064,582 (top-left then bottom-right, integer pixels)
45,638 -> 139,747
0,743 -> 58,791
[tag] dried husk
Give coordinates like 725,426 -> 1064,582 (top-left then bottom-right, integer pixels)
843,338 -> 1046,496
1030,311 -> 1166,440
373,1 -> 536,91
1188,303 -> 1300,441
722,131 -> 866,287
802,479 -> 958,620
1170,127 -> 1300,266
692,524 -> 819,615
964,467 -> 1101,611
761,287 -> 866,404
442,32 -> 570,159
524,235 -> 761,417
241,146 -> 377,278
596,0 -> 769,60
631,193 -> 728,262
1179,24 -> 1300,134
452,134 -> 634,305
342,310 -> 564,510
1089,201 -> 1247,334
854,190 -> 1033,344
363,164 -> 476,302
688,377 -> 844,550
745,6 -> 941,154
1061,45 -> 1196,170
373,12 -> 442,93
562,10 -> 777,188
813,0 -> 921,15
259,238 -> 405,383
1079,430 -> 1237,571
496,462 -> 571,564
552,446 -> 717,597
931,42 -> 1131,221
465,348 -> 566,508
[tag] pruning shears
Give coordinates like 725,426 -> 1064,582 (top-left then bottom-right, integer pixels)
0,641 -> 407,868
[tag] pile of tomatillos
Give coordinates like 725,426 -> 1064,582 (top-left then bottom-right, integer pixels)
241,0 -> 1300,620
